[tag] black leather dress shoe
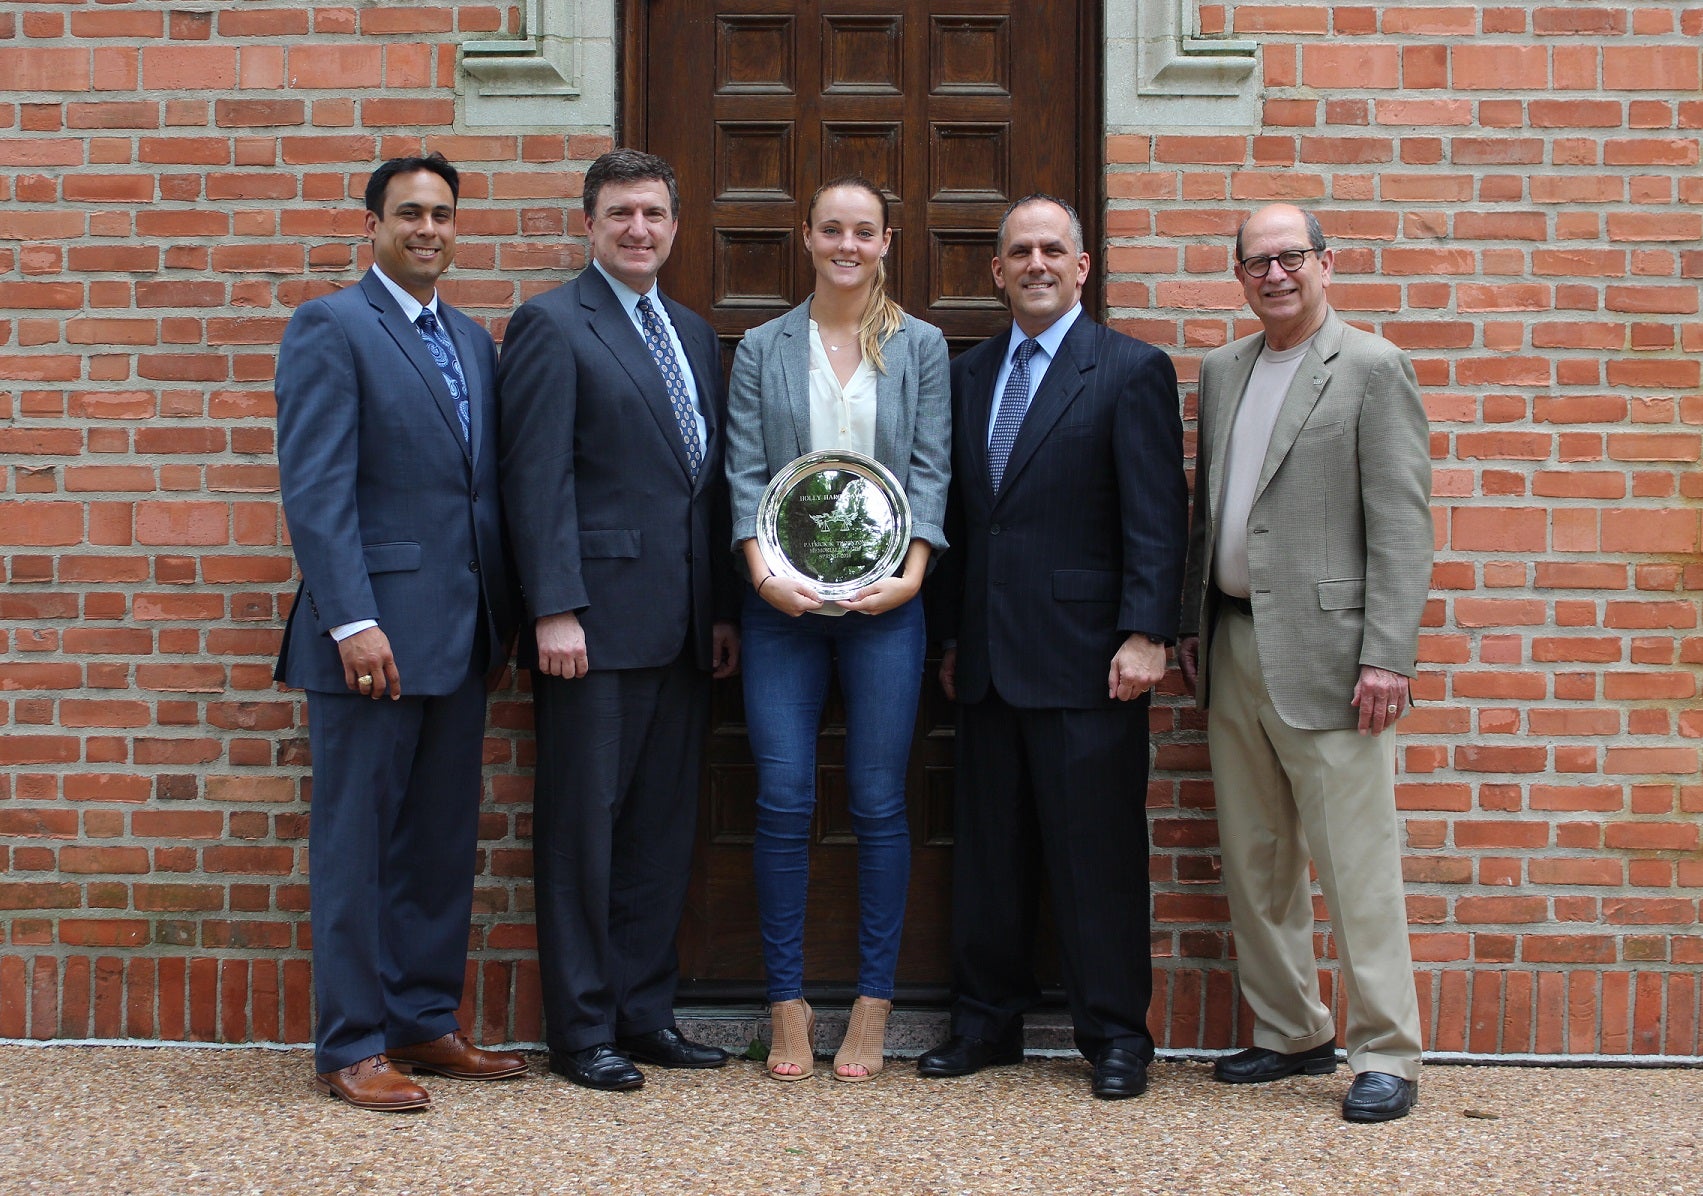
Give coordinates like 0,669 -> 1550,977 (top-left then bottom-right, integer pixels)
916,1033 -> 1023,1078
549,1044 -> 645,1092
1091,1047 -> 1149,1100
1212,1041 -> 1338,1084
1342,1071 -> 1418,1122
615,1027 -> 729,1070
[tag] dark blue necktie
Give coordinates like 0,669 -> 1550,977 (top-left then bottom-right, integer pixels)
988,337 -> 1039,492
636,294 -> 703,477
415,308 -> 470,444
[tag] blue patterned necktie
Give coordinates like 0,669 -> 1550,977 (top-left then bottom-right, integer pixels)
635,294 -> 703,477
988,337 -> 1040,492
414,308 -> 470,444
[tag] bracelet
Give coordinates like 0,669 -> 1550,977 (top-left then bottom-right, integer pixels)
757,573 -> 775,595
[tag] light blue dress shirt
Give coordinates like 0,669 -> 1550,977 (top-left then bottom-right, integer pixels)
370,261 -> 441,327
986,303 -> 1083,446
592,259 -> 708,455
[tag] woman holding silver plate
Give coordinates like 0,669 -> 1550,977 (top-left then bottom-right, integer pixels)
725,176 -> 951,1082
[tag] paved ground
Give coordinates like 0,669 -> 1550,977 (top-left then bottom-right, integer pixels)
0,1046 -> 1698,1195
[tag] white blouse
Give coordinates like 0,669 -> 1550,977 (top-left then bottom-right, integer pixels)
807,320 -> 877,456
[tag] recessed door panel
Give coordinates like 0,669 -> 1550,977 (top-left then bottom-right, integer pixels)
822,15 -> 904,94
930,16 -> 1011,95
716,15 -> 796,95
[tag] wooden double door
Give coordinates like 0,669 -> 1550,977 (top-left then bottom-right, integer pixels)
626,0 -> 1097,997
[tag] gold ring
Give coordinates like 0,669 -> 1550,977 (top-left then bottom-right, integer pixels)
358,674 -> 374,687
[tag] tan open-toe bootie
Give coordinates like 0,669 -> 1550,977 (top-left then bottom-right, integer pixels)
832,996 -> 892,1082
765,998 -> 815,1081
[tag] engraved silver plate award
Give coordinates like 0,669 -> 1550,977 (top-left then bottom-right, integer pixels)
755,450 -> 912,601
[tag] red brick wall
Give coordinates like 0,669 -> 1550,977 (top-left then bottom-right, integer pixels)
1,3 -> 1699,1058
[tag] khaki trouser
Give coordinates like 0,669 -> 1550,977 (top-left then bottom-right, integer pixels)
1207,605 -> 1423,1080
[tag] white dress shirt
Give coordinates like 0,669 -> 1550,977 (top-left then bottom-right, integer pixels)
806,320 -> 878,456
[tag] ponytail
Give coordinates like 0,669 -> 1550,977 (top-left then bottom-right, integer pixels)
859,255 -> 905,374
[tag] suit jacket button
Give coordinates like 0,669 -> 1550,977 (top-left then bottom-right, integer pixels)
468,560 -> 480,573
989,523 -> 1001,535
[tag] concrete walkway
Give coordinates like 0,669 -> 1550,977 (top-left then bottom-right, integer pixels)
1,1045 -> 1698,1194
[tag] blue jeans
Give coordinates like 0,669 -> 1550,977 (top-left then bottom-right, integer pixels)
741,590 -> 924,1001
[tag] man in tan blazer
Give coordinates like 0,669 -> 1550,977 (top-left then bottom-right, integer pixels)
1178,203 -> 1433,1123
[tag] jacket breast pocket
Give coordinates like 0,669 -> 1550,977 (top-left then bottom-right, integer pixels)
362,541 -> 422,574
1052,569 -> 1119,603
1317,577 -> 1366,610
1296,419 -> 1346,442
1047,419 -> 1099,442
580,529 -> 642,559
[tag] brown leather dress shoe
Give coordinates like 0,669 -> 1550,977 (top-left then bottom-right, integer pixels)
389,1031 -> 529,1081
315,1055 -> 431,1112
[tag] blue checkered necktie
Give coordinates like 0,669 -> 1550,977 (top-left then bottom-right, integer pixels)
635,294 -> 703,477
988,337 -> 1040,493
414,308 -> 470,444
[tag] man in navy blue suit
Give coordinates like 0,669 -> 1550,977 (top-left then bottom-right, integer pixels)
922,195 -> 1188,1100
275,154 -> 527,1111
498,149 -> 739,1091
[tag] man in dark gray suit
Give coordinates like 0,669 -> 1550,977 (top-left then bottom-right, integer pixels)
275,154 -> 527,1112
922,195 -> 1188,1100
498,149 -> 739,1091
1178,202 -> 1433,1123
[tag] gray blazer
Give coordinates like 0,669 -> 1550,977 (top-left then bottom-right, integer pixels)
726,300 -> 951,554
1179,308 -> 1434,731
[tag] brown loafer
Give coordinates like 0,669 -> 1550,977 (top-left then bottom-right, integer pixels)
315,1054 -> 431,1112
389,1031 -> 529,1081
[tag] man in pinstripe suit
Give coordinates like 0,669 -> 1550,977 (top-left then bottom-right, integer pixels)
923,194 -> 1188,1100
1177,202 -> 1434,1123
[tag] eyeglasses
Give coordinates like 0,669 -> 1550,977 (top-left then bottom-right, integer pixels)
1239,247 -> 1322,278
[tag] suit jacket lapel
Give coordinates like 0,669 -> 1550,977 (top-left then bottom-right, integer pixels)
582,269 -> 695,478
361,272 -> 471,466
1254,310 -> 1343,502
1208,335 -> 1262,514
996,316 -> 1091,501
777,301 -> 813,463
